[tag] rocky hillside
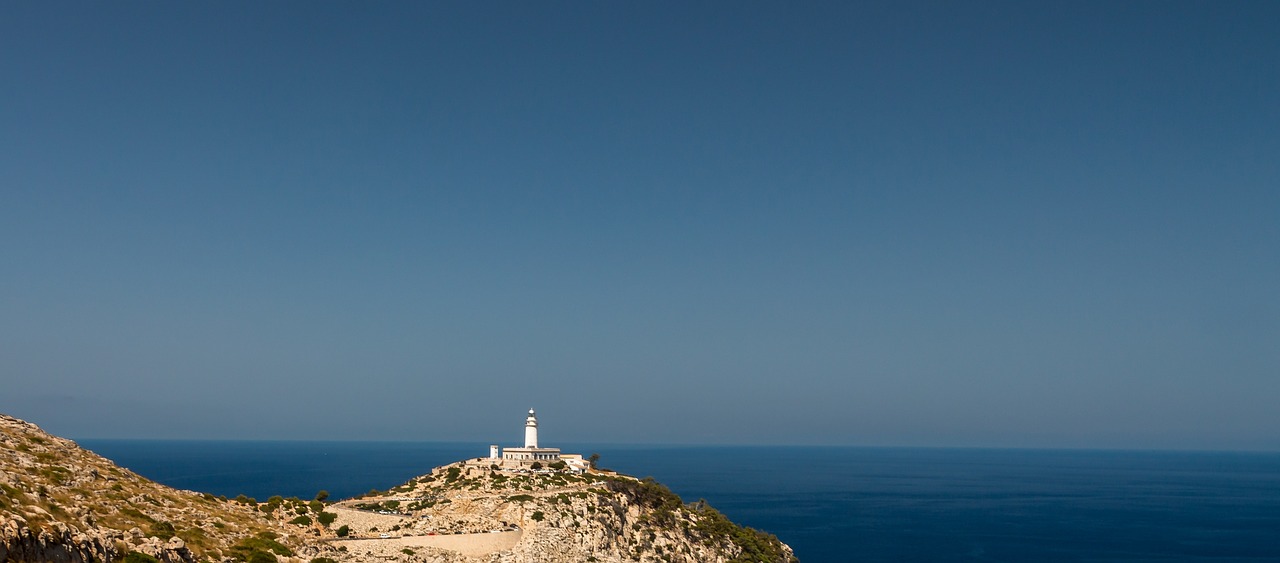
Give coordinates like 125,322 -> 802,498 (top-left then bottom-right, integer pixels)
2,414 -> 796,563
0,414 -> 302,563
309,460 -> 797,563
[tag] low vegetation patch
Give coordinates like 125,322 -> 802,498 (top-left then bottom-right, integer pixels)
227,533 -> 293,563
122,552 -> 160,563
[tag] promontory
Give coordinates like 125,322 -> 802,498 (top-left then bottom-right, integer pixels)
0,413 -> 797,563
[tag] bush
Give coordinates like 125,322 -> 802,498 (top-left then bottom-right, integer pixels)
247,551 -> 276,563
317,512 -> 338,526
227,535 -> 291,563
122,552 -> 161,563
689,503 -> 793,563
308,500 -> 324,513
530,511 -> 545,522
605,477 -> 684,527
314,490 -> 329,502
335,525 -> 350,538
549,461 -> 567,470
148,521 -> 176,539
288,515 -> 312,526
530,462 -> 543,470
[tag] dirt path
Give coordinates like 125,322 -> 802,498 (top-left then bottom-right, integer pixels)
332,531 -> 522,557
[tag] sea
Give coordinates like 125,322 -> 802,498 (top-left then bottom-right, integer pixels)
75,441 -> 1280,562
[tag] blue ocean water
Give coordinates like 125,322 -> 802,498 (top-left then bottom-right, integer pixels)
76,441 -> 1280,562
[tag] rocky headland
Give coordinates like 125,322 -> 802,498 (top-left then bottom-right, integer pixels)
1,414 -> 796,563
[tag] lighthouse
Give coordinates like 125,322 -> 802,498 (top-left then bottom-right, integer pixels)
524,409 -> 539,448
497,408 -> 561,464
480,408 -> 589,472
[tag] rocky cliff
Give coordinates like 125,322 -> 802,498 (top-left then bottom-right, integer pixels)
1,414 -> 796,563
0,414 -> 295,563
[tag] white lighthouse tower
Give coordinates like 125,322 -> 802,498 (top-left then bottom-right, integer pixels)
524,409 -> 539,448
498,408 -> 561,464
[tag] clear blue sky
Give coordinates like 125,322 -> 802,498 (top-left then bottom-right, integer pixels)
2,1 -> 1277,449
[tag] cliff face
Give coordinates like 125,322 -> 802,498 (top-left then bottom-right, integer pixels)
1,414 -> 796,563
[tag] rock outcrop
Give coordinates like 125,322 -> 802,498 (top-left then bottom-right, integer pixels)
311,461 -> 797,563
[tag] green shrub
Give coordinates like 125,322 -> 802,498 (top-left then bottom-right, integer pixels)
227,535 -> 292,561
317,511 -> 338,526
689,503 -> 793,563
122,552 -> 161,563
308,500 -> 324,513
288,515 -> 312,526
607,477 -> 682,512
530,511 -> 545,522
314,490 -> 329,502
335,525 -> 350,537
148,521 -> 176,539
247,550 -> 276,563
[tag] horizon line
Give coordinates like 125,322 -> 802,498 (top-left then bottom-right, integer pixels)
69,436 -> 1280,455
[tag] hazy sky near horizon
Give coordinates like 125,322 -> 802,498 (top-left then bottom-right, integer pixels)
2,2 -> 1277,450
